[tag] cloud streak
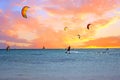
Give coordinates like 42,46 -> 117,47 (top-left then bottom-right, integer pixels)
81,36 -> 120,48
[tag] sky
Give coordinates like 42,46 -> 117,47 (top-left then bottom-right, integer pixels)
0,0 -> 120,49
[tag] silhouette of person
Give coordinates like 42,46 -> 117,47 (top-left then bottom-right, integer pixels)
6,45 -> 10,51
65,46 -> 71,54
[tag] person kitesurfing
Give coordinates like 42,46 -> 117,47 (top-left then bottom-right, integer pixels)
6,45 -> 10,51
42,46 -> 45,49
65,46 -> 71,54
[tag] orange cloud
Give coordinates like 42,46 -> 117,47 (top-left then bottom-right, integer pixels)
43,0 -> 119,16
80,36 -> 120,48
30,28 -> 66,49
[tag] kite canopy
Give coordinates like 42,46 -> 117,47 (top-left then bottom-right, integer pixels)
64,26 -> 68,31
21,6 -> 30,18
87,24 -> 91,30
77,34 -> 80,39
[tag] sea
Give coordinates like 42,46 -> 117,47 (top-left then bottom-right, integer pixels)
0,49 -> 120,80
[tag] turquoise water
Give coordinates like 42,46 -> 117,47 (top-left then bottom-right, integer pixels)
0,49 -> 120,80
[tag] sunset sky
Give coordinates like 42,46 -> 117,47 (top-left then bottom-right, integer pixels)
0,0 -> 120,49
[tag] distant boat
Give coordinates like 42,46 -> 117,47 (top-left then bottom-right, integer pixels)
6,45 -> 10,51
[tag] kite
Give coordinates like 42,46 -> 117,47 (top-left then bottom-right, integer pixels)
87,24 -> 91,30
77,34 -> 80,39
21,6 -> 30,18
64,26 -> 68,31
